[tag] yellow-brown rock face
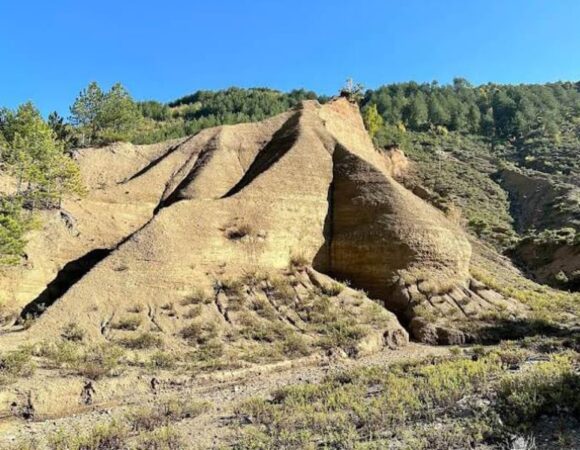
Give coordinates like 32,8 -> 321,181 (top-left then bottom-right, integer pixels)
0,98 -> 523,348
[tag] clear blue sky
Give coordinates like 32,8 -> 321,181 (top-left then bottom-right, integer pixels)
1,0 -> 579,116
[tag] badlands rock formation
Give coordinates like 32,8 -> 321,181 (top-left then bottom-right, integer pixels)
0,98 -> 523,351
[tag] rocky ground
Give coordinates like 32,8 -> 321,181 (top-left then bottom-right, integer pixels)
2,336 -> 579,450
1,343 -> 448,449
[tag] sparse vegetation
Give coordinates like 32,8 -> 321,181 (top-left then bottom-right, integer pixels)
136,426 -> 185,450
497,354 -> 579,428
321,281 -> 345,296
268,275 -> 296,303
281,333 -> 312,357
289,251 -> 309,270
181,287 -> 212,306
317,318 -> 368,356
37,340 -> 126,379
12,418 -> 187,450
470,263 -> 580,324
183,304 -> 202,319
127,397 -> 210,431
0,347 -> 35,384
61,322 -> 85,342
225,222 -> 253,240
219,277 -> 246,297
119,332 -> 164,350
180,320 -> 219,345
233,348 -> 580,449
127,304 -> 144,313
148,351 -> 177,370
188,340 -> 225,366
45,421 -> 127,450
112,316 -> 142,331
238,311 -> 292,343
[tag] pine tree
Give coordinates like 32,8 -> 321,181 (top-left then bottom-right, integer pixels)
405,93 -> 428,130
70,82 -> 143,145
428,96 -> 451,127
96,82 -> 141,142
48,111 -> 75,149
0,102 -> 85,265
466,104 -> 482,133
340,78 -> 365,103
8,102 -> 85,208
0,198 -> 29,265
70,81 -> 105,145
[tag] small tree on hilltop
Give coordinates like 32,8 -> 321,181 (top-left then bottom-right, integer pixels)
340,78 -> 364,103
96,83 -> 141,143
70,81 -> 104,146
70,82 -> 141,146
48,111 -> 76,150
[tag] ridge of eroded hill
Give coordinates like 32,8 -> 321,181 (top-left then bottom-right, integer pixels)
0,99 -> 533,353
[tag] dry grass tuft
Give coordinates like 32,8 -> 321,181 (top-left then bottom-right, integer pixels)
127,397 -> 210,431
119,332 -> 164,350
111,316 -> 142,331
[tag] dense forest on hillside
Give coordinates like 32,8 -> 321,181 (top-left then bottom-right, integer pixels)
364,79 -> 580,181
1,79 -> 579,287
60,84 -> 324,147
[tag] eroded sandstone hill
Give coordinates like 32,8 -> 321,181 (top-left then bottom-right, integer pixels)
0,98 -> 525,351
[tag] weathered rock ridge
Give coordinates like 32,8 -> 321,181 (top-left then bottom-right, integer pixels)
0,98 -> 524,350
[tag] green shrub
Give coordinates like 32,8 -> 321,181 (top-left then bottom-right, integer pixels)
194,340 -> 225,361
0,347 -> 35,384
47,421 -> 127,450
238,313 -> 291,343
317,319 -> 367,356
497,354 -> 579,427
321,281 -> 345,297
111,316 -> 142,331
61,322 -> 85,342
148,351 -> 176,370
281,333 -> 311,357
136,426 -> 185,450
77,344 -> 126,379
233,351 -> 576,448
119,332 -> 163,350
181,321 -> 219,345
38,341 -> 125,379
127,397 -> 210,431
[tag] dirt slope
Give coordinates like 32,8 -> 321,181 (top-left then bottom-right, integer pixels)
497,168 -> 580,289
0,98 -> 525,351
